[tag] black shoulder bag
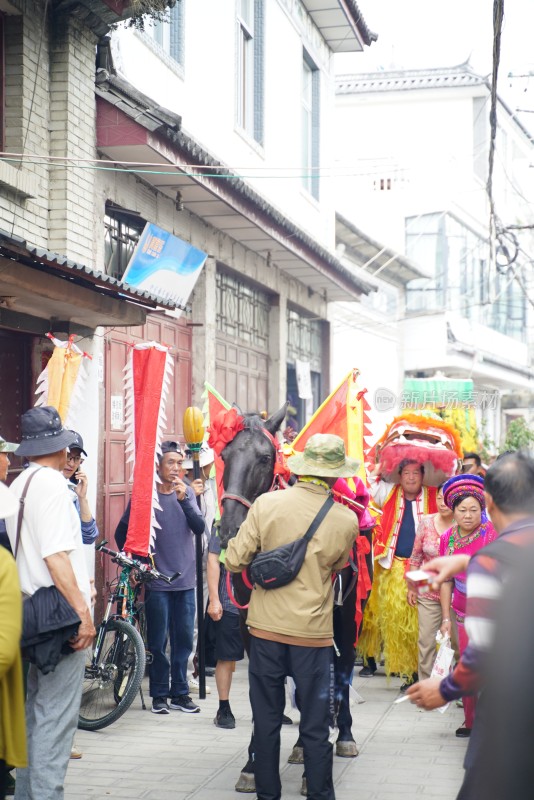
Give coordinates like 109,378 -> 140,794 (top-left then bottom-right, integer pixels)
15,468 -> 81,671
249,495 -> 334,590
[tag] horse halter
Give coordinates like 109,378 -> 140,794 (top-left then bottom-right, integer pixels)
221,492 -> 252,510
221,426 -> 281,510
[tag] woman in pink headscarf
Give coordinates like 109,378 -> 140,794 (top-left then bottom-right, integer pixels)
439,474 -> 497,738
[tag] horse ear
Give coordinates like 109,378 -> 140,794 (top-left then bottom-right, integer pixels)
263,402 -> 289,436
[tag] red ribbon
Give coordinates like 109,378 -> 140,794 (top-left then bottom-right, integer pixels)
207,408 -> 245,456
354,536 -> 372,642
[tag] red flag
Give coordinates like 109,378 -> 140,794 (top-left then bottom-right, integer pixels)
124,343 -> 173,556
202,382 -> 231,516
291,368 -> 372,485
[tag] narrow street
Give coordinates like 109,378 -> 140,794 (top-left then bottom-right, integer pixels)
65,662 -> 466,800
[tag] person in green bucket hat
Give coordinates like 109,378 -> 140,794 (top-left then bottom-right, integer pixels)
226,433 -> 359,800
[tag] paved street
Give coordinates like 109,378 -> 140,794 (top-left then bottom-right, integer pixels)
65,662 -> 466,800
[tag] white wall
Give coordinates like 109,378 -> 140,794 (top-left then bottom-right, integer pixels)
110,0 -> 338,248
329,301 -> 403,441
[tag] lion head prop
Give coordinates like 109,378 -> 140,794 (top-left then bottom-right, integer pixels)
369,411 -> 462,487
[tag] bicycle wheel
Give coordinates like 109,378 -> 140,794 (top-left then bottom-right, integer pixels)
78,618 -> 146,731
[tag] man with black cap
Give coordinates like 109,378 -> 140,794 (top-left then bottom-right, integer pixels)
5,406 -> 95,800
62,431 -> 99,545
115,440 -> 205,715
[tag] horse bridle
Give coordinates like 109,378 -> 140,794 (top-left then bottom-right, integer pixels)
221,491 -> 252,509
221,426 -> 280,511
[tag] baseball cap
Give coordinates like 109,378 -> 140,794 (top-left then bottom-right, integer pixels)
67,430 -> 88,457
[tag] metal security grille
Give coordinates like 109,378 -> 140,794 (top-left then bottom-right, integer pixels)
286,308 -> 322,372
104,210 -> 145,280
216,271 -> 270,348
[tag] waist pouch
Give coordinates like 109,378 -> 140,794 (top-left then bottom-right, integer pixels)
249,496 -> 334,590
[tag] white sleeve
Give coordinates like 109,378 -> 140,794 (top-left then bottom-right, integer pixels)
367,474 -> 393,508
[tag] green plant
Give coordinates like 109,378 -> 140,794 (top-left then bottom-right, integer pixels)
118,0 -> 177,30
501,417 -> 534,452
478,418 -> 496,462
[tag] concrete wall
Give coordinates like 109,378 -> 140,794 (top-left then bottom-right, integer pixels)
95,167 -> 328,409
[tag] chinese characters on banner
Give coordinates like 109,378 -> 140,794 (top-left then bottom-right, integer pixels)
122,223 -> 208,316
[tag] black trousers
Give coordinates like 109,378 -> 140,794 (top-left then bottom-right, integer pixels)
249,636 -> 335,800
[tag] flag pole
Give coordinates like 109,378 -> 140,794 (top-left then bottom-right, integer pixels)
183,406 -> 207,700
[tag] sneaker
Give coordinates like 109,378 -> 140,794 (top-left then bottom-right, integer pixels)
5,773 -> 15,796
399,674 -> 418,693
214,706 -> 236,729
151,696 -> 170,714
358,657 -> 377,677
188,676 -> 211,694
70,745 -> 83,759
170,694 -> 200,713
455,726 -> 471,738
205,666 -> 216,677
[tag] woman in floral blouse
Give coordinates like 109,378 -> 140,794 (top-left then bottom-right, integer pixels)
439,474 -> 497,738
408,484 -> 453,680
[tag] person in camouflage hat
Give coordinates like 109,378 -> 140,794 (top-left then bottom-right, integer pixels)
226,433 -> 359,800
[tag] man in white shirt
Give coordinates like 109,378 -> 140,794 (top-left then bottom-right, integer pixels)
6,406 -> 95,800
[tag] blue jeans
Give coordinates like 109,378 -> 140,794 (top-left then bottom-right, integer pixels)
145,588 -> 195,698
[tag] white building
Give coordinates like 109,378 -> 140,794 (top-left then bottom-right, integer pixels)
334,63 -> 534,446
330,213 -> 427,434
95,1 -> 377,534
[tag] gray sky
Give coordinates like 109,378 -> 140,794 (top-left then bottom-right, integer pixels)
336,0 -> 534,121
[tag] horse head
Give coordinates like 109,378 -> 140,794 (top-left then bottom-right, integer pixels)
219,403 -> 287,548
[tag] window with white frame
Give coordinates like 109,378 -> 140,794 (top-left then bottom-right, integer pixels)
302,51 -> 320,200
236,0 -> 264,143
150,1 -> 185,67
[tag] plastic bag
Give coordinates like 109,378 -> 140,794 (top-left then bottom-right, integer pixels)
431,633 -> 454,713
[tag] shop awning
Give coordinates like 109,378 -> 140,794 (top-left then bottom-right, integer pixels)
0,230 -> 176,332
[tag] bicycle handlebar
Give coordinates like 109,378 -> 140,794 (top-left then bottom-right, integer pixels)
96,541 -> 180,584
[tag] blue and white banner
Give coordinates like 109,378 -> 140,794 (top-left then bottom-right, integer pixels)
122,223 -> 207,313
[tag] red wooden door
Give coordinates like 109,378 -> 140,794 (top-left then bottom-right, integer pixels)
97,313 -> 192,608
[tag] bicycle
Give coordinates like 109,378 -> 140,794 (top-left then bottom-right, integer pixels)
78,541 -> 178,731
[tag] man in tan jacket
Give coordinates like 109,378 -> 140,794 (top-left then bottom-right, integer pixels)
226,433 -> 359,800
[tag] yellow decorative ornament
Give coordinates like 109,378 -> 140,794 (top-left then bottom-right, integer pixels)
183,406 -> 205,446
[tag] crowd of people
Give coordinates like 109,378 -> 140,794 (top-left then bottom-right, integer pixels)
1,402 -> 534,800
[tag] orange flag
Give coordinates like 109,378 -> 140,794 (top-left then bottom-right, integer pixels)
291,368 -> 372,487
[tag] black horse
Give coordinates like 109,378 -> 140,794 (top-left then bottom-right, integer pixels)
217,406 -> 361,795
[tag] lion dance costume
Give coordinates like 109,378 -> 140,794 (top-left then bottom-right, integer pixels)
358,412 -> 462,680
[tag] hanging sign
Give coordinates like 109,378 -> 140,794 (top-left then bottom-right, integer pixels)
122,223 -> 207,314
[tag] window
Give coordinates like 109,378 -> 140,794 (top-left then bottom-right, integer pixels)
302,52 -> 320,199
236,0 -> 264,143
104,204 -> 145,281
405,212 -> 526,341
286,308 -> 322,372
216,271 -> 270,348
0,14 -> 4,152
151,1 -> 185,67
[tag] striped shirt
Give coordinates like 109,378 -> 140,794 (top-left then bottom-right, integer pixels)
440,517 -> 534,702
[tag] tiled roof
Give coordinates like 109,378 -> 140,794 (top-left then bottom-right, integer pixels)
336,64 -> 485,94
0,229 -> 178,310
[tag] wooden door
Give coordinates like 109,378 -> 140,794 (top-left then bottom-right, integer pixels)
98,313 -> 192,605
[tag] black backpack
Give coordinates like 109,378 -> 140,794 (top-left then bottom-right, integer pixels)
249,496 -> 334,590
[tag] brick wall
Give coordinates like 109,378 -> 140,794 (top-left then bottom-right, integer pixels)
0,0 -> 97,266
48,13 -> 97,264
